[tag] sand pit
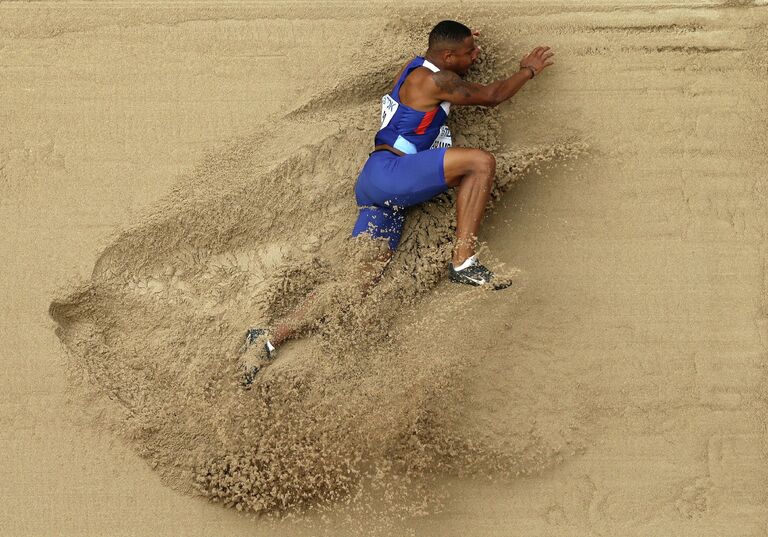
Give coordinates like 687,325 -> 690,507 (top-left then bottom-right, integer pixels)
3,1 -> 768,535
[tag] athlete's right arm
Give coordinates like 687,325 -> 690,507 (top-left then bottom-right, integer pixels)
430,46 -> 555,107
430,70 -> 531,107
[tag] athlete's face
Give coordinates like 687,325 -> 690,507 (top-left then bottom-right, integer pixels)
452,36 -> 481,75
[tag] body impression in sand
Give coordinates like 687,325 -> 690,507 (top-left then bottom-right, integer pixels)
49,15 -> 578,518
240,20 -> 555,383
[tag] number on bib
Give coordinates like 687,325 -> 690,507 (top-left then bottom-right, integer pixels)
430,125 -> 453,149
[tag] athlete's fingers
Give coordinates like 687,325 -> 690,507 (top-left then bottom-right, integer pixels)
543,51 -> 555,59
543,60 -> 554,67
472,29 -> 481,37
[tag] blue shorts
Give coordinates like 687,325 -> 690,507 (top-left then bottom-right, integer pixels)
351,147 -> 449,250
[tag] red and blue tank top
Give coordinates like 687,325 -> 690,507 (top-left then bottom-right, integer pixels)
374,56 -> 453,154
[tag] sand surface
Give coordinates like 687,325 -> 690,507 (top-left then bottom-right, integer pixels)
2,1 -> 768,535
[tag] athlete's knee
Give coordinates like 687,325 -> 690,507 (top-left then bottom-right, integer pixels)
471,151 -> 495,193
473,150 -> 496,178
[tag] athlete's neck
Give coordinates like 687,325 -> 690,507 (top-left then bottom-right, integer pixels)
424,51 -> 447,71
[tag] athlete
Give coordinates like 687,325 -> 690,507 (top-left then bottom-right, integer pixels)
240,21 -> 554,385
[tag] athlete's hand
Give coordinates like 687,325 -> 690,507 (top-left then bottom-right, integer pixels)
471,29 -> 482,52
520,46 -> 554,77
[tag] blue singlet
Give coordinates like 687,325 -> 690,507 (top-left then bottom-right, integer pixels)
351,56 -> 453,250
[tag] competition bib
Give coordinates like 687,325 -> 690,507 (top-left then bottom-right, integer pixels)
380,94 -> 398,130
430,125 -> 453,149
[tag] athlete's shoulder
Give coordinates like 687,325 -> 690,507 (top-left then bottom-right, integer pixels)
402,58 -> 439,85
408,64 -> 438,83
390,57 -> 423,90
429,70 -> 469,96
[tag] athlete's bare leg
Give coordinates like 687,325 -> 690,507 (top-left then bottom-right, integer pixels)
442,147 -> 496,265
268,239 -> 393,346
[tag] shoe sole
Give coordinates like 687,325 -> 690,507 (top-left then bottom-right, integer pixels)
240,328 -> 275,388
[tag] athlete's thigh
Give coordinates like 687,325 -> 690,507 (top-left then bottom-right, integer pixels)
374,148 -> 447,206
443,147 -> 494,188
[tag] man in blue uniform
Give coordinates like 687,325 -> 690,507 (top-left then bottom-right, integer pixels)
241,21 -> 554,384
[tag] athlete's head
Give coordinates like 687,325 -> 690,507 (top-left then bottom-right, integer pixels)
427,20 -> 480,75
